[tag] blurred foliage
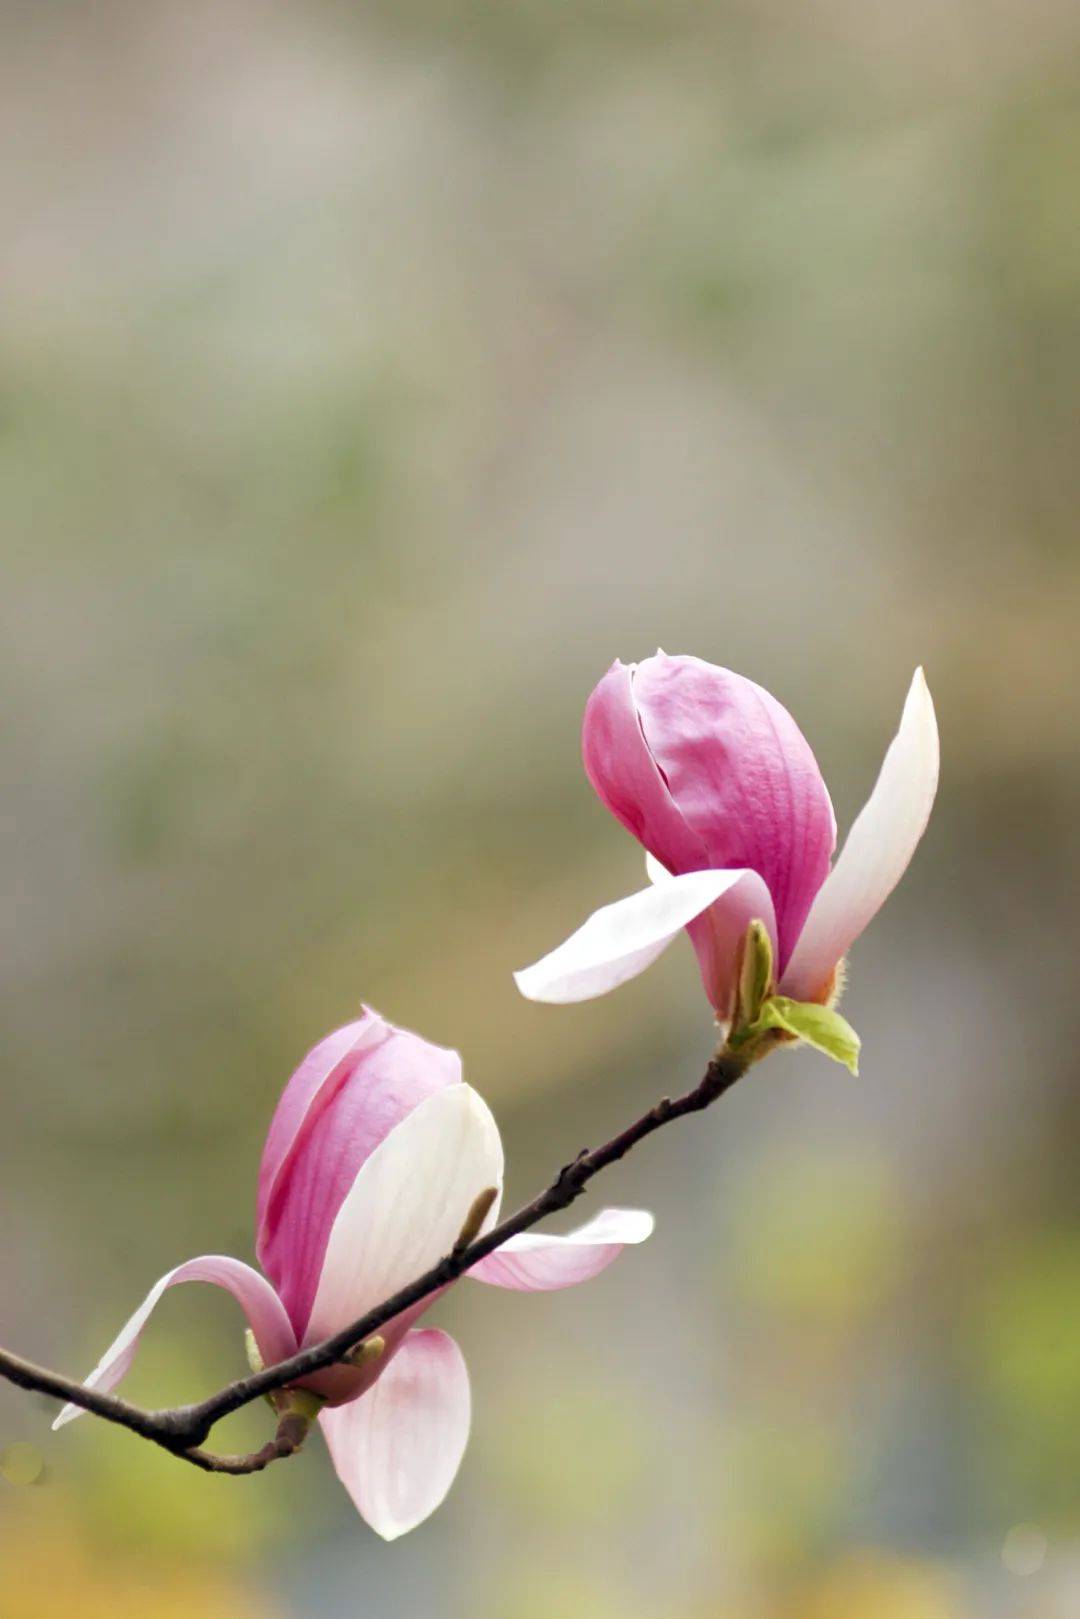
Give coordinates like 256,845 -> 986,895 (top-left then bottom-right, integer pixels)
970,1229 -> 1080,1528
727,1146 -> 904,1331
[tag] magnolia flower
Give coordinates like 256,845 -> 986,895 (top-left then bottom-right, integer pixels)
53,1009 -> 653,1538
516,654 -> 938,1030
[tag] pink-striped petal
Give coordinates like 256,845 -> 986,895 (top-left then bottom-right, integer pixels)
781,669 -> 939,1003
256,1012 -> 388,1241
320,1328 -> 471,1540
257,1009 -> 462,1340
51,1256 -> 296,1430
583,660 -> 713,876
626,654 -> 837,970
303,1085 -> 503,1352
467,1207 -> 654,1291
513,866 -> 773,1006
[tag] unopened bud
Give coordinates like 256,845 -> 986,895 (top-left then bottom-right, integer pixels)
735,918 -> 774,1032
345,1334 -> 386,1369
270,1387 -> 326,1422
455,1185 -> 499,1250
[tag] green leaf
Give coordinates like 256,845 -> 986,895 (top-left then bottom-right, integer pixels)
755,996 -> 861,1075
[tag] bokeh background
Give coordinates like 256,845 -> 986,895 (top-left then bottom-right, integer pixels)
2,1 -> 1079,1614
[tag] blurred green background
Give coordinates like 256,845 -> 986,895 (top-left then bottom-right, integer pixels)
2,0 -> 1079,1614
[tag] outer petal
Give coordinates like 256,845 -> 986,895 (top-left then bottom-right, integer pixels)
257,1009 -> 462,1340
256,1011 -> 388,1239
303,1084 -> 503,1351
52,1256 -> 296,1430
629,654 -> 836,970
781,669 -> 939,1003
467,1207 -> 654,1291
583,660 -> 713,876
513,867 -> 773,1005
319,1328 -> 470,1540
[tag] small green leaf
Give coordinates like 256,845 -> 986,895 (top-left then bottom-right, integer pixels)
756,996 -> 861,1075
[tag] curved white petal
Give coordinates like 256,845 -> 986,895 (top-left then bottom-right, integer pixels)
467,1206 -> 654,1291
645,851 -> 672,884
320,1328 -> 470,1540
52,1256 -> 296,1430
304,1084 -> 504,1346
514,867 -> 761,1004
781,669 -> 939,1002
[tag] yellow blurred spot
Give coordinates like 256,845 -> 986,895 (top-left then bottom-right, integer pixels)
0,1502 -> 277,1619
1,1442 -> 45,1486
1001,1523 -> 1048,1577
482,1569 -> 630,1619
798,1551 -> 966,1619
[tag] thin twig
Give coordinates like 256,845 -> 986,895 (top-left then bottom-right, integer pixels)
0,1046 -> 747,1469
181,1410 -> 313,1475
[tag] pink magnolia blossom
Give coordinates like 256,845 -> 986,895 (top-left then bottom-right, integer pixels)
515,655 -> 939,1021
53,1009 -> 652,1538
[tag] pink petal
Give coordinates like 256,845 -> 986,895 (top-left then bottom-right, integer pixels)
583,660 -> 714,876
51,1256 -> 296,1430
781,669 -> 940,1003
513,866 -> 773,1006
303,1084 -> 503,1356
626,654 -> 836,971
256,1012 -> 387,1238
257,1009 -> 462,1341
467,1207 -> 654,1290
319,1328 -> 471,1540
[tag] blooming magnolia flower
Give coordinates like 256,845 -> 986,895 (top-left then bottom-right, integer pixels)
53,1009 -> 652,1538
515,654 -> 938,1025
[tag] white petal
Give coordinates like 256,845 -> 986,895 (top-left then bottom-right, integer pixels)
781,669 -> 940,1002
467,1207 -> 654,1291
52,1256 -> 296,1430
304,1084 -> 504,1346
514,867 -> 761,1003
320,1328 -> 470,1540
645,851 -> 672,884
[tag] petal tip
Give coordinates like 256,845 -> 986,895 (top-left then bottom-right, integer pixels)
512,963 -> 542,1001
622,1208 -> 656,1243
905,666 -> 940,779
908,665 -> 936,722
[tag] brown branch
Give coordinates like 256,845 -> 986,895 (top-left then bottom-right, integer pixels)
0,1045 -> 747,1468
0,1344 -> 181,1443
181,1409 -> 314,1474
